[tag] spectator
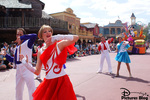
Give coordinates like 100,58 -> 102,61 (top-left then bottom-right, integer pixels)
10,44 -> 16,56
75,43 -> 80,50
0,54 -> 7,70
3,42 -> 10,54
3,55 -> 13,69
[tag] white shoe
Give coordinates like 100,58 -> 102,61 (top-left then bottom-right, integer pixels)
129,74 -> 132,78
97,71 -> 102,74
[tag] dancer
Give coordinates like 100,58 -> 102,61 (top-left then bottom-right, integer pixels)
97,36 -> 113,74
115,34 -> 132,77
20,25 -> 78,100
1,28 -> 36,100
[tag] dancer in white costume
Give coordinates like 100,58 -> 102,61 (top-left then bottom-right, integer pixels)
1,28 -> 36,100
97,36 -> 113,73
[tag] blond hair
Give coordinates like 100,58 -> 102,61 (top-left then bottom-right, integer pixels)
38,25 -> 53,39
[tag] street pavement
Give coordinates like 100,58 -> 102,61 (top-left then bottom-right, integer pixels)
0,49 -> 150,100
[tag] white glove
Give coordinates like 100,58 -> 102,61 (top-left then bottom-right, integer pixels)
123,41 -> 129,46
51,34 -> 74,42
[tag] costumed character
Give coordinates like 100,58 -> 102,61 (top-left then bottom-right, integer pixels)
127,37 -> 134,53
115,34 -> 132,77
97,36 -> 113,74
130,27 -> 135,37
19,25 -> 78,100
139,28 -> 143,37
1,28 -> 36,100
123,32 -> 128,40
127,37 -> 133,45
134,31 -> 137,37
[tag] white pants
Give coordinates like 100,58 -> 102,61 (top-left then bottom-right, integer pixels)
16,64 -> 35,100
98,50 -> 112,73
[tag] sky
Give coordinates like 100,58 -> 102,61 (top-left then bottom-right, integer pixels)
40,0 -> 150,26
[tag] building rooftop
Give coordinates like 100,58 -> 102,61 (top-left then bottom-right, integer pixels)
104,20 -> 124,27
131,13 -> 136,18
42,11 -> 53,19
81,23 -> 98,28
0,0 -> 32,9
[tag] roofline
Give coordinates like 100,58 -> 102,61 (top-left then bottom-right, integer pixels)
35,0 -> 45,10
50,11 -> 80,19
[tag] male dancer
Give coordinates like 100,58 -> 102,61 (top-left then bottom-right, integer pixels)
1,28 -> 36,100
97,36 -> 113,74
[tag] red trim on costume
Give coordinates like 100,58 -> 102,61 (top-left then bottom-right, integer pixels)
45,53 -> 55,75
98,45 -> 101,51
98,38 -> 113,51
108,38 -> 113,44
40,41 -> 77,71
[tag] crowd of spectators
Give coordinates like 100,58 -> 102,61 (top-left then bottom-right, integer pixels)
0,40 -> 124,70
69,42 -> 100,58
0,40 -> 149,70
69,42 -> 117,58
0,42 -> 14,70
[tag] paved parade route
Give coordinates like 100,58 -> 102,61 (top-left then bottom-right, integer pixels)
0,49 -> 150,100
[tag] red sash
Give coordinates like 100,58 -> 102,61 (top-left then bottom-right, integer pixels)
40,42 -> 77,69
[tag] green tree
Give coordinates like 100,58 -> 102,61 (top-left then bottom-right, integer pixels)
143,26 -> 148,41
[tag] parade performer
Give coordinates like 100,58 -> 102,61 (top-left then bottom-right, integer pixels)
1,28 -> 36,100
130,27 -> 135,37
115,34 -> 132,77
97,36 -> 113,74
20,25 -> 78,100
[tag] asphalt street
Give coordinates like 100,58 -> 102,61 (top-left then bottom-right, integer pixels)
0,49 -> 150,100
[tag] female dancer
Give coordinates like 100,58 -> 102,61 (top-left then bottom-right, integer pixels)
20,25 -> 78,100
115,34 -> 132,77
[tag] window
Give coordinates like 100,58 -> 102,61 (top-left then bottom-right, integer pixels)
96,28 -> 98,34
84,28 -> 86,31
72,25 -> 74,29
69,24 -> 72,29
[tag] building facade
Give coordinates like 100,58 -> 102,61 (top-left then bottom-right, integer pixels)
0,0 -> 68,43
50,8 -> 95,44
102,20 -> 125,38
50,8 -> 80,35
81,23 -> 100,43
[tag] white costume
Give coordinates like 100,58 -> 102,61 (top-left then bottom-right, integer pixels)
15,40 -> 35,100
98,40 -> 112,73
5,34 -> 36,100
